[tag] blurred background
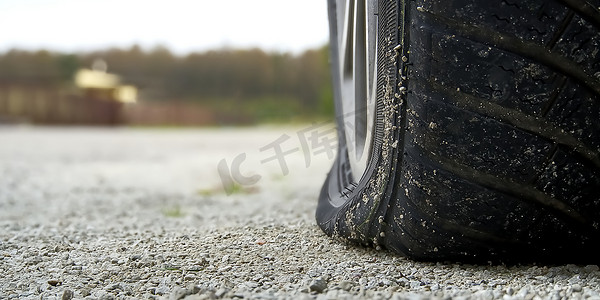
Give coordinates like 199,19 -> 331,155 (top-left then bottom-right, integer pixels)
0,0 -> 332,126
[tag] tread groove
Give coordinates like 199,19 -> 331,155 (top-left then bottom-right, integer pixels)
411,144 -> 591,228
557,0 -> 600,29
429,81 -> 600,170
547,11 -> 576,49
417,7 -> 600,96
400,174 -> 524,245
541,75 -> 568,117
381,0 -> 410,241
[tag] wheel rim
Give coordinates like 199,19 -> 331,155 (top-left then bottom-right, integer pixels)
337,0 -> 378,182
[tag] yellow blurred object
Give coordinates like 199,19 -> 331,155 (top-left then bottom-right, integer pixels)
74,69 -> 120,89
74,67 -> 137,103
114,85 -> 137,103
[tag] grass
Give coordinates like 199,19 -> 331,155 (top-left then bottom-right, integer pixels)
162,204 -> 185,218
197,182 -> 260,197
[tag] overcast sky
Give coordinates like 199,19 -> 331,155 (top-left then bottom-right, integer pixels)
0,0 -> 329,54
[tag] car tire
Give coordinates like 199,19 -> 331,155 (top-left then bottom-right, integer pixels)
317,0 -> 600,263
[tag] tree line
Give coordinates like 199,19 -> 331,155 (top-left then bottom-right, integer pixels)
0,45 -> 333,122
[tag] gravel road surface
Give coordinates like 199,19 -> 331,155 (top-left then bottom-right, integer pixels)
1,126 -> 599,300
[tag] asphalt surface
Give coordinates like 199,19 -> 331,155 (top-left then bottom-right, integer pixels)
1,126 -> 599,300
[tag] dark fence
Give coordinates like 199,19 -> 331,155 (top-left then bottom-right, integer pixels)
0,83 -> 215,126
0,83 -> 122,125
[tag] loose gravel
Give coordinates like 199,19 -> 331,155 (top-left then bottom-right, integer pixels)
1,126 -> 599,300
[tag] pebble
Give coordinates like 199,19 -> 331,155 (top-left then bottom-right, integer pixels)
170,287 -> 190,300
184,274 -> 196,281
47,279 -> 62,286
585,265 -> 600,272
214,288 -> 228,298
339,280 -> 353,291
155,285 -> 170,296
309,278 -> 328,293
182,295 -> 209,300
61,289 -> 74,300
105,283 -> 122,291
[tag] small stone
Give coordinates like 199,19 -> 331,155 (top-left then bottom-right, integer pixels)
215,288 -> 228,298
584,265 -> 599,272
339,281 -> 353,291
232,288 -> 247,298
572,284 -> 582,292
245,281 -> 259,289
309,278 -> 328,293
48,279 -> 62,286
187,265 -> 204,272
170,287 -> 190,300
199,257 -> 209,266
183,296 -> 208,300
98,293 -> 116,300
506,287 -> 514,295
61,289 -> 74,300
130,254 -> 142,261
184,274 -> 196,281
187,284 -> 201,294
155,285 -> 170,296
